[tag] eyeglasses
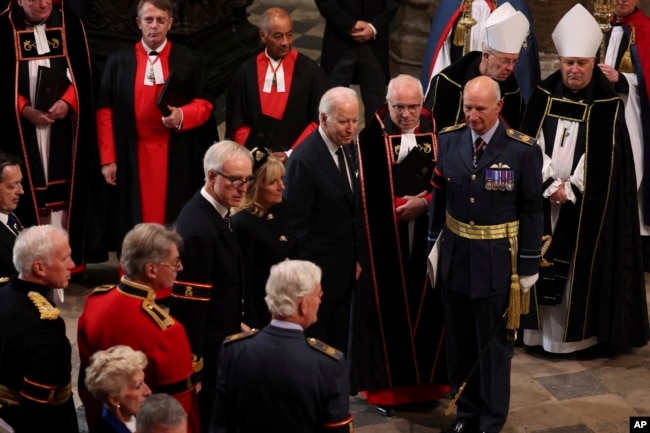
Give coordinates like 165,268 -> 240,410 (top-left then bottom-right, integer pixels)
488,51 -> 518,66
388,101 -> 422,114
158,258 -> 182,271
140,16 -> 170,26
215,171 -> 255,189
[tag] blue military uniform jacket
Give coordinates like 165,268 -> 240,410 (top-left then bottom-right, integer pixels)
428,121 -> 543,298
212,324 -> 352,433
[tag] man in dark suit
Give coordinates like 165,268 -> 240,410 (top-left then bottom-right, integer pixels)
284,86 -> 362,355
212,260 -> 353,433
315,0 -> 399,121
428,76 -> 543,433
169,140 -> 253,432
0,151 -> 24,279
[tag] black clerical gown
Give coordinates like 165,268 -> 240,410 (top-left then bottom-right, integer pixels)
424,51 -> 524,130
97,44 -> 217,251
0,1 -> 94,264
520,68 -> 649,349
351,105 -> 447,403
225,50 -> 328,147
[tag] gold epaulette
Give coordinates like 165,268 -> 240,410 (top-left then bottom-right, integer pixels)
506,129 -> 536,146
27,291 -> 60,320
0,276 -> 10,285
90,284 -> 114,295
307,337 -> 343,361
223,329 -> 259,344
440,123 -> 466,134
141,299 -> 174,331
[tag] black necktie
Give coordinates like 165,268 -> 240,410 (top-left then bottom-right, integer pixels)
7,212 -> 22,235
223,210 -> 232,231
336,147 -> 351,192
473,137 -> 485,168
149,50 -> 158,56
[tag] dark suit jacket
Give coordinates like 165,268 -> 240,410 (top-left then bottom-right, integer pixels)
316,0 -> 399,82
212,325 -> 350,433
170,191 -> 245,385
284,131 -> 359,302
0,223 -> 16,278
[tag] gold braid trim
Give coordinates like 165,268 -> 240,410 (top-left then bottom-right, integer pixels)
27,291 -> 60,320
445,212 -> 522,329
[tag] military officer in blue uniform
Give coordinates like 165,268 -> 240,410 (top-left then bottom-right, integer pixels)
211,260 -> 353,433
428,75 -> 543,433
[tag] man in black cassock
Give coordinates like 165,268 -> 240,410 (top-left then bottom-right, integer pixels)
352,74 -> 446,415
521,4 -> 649,354
0,0 -> 94,268
226,7 -> 328,155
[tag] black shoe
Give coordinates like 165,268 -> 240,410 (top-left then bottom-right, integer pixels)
443,417 -> 479,433
374,405 -> 396,417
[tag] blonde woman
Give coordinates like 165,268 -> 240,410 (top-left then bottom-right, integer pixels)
84,345 -> 152,433
232,148 -> 296,328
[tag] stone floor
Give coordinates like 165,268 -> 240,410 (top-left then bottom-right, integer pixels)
62,1 -> 650,432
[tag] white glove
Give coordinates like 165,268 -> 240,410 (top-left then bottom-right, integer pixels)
519,274 -> 538,295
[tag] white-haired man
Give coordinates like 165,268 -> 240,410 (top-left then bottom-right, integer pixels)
212,260 -> 353,433
0,225 -> 77,432
169,140 -> 253,431
284,86 -> 363,356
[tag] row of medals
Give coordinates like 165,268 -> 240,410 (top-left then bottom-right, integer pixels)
485,165 -> 514,191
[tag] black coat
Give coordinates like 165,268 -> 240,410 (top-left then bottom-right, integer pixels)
0,223 -> 16,279
283,131 -> 360,303
315,0 -> 399,84
231,203 -> 296,329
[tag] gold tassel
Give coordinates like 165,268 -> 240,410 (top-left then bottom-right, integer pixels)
507,274 -> 521,330
453,19 -> 465,47
618,24 -> 635,73
520,289 -> 530,315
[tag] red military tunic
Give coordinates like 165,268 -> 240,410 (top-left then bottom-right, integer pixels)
77,278 -> 200,433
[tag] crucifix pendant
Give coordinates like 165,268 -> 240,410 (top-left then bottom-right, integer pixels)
148,67 -> 155,83
272,73 -> 277,86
